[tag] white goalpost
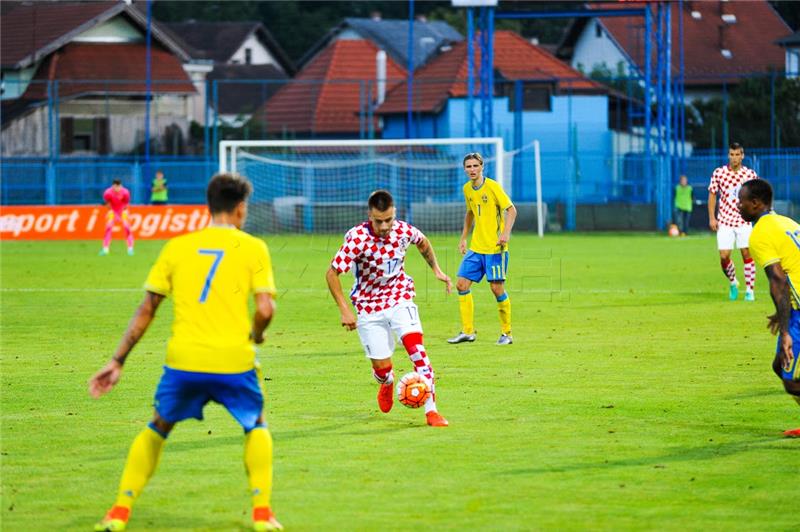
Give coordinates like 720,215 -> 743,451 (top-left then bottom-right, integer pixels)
219,137 -> 543,236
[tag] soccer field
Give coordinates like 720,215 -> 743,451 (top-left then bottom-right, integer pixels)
1,233 -> 797,531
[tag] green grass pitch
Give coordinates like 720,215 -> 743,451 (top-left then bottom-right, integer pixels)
1,233 -> 797,531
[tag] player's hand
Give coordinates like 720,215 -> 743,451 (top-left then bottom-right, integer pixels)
88,359 -> 123,398
767,313 -> 781,335
709,218 -> 718,231
780,332 -> 794,372
436,271 -> 453,294
497,233 -> 509,247
340,308 -> 357,331
250,331 -> 265,344
458,239 -> 467,255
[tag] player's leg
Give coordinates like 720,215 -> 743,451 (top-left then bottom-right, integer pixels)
121,210 -> 134,255
95,412 -> 173,531
100,211 -> 117,255
717,226 -> 738,299
96,368 -> 211,531
488,251 -> 512,344
357,311 -> 396,412
449,252 -> 482,343
393,303 -> 448,426
738,223 -> 755,300
211,370 -> 282,530
773,310 -> 800,437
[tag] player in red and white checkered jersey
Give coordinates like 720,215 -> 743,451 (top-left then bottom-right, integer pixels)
708,142 -> 759,302
326,190 -> 452,427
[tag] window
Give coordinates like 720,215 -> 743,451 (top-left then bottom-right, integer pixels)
595,22 -> 603,38
502,82 -> 553,112
60,117 -> 109,154
245,48 -> 252,65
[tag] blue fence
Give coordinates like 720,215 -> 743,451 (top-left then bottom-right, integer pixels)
2,153 -> 798,230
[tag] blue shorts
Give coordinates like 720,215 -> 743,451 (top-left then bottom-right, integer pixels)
457,250 -> 509,283
154,367 -> 264,431
775,310 -> 800,381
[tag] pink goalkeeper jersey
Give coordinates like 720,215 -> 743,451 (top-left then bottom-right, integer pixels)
708,165 -> 758,228
331,220 -> 424,315
103,186 -> 131,214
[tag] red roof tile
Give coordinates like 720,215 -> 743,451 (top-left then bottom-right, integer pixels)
22,42 -> 194,100
253,39 -> 406,134
591,1 -> 790,84
378,30 -> 604,114
1,1 -> 119,68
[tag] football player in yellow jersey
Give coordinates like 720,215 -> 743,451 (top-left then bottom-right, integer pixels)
89,174 -> 284,530
448,152 -> 518,345
738,179 -> 800,438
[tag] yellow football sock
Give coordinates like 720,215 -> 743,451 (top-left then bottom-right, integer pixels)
245,427 -> 274,508
114,425 -> 166,509
497,293 -> 511,335
458,291 -> 474,334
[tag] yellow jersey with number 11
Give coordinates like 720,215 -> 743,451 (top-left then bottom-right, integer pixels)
463,177 -> 513,254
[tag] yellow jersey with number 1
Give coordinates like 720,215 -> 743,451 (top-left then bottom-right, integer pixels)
463,177 -> 513,254
144,226 -> 276,373
749,212 -> 800,308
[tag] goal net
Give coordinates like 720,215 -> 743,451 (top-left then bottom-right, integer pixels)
218,138 -> 515,234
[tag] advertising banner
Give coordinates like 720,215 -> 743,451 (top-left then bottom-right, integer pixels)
0,205 -> 210,240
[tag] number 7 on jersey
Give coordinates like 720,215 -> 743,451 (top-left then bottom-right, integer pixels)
198,249 -> 224,303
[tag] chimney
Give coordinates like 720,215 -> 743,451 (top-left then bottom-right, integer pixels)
718,25 -> 732,59
376,50 -> 387,106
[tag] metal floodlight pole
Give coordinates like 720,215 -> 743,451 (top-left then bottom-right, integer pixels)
144,0 -> 152,165
407,0 -> 414,138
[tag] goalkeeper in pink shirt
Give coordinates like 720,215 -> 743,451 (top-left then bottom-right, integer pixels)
100,179 -> 134,256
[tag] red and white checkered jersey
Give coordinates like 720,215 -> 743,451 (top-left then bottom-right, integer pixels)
708,165 -> 758,227
331,220 -> 424,315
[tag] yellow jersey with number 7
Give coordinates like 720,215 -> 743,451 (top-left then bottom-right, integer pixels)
144,226 -> 276,373
463,177 -> 513,254
749,212 -> 800,308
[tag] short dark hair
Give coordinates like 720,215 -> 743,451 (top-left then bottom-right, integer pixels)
206,173 -> 252,214
729,142 -> 743,152
463,152 -> 484,166
112,179 -> 122,186
741,179 -> 772,206
368,190 -> 394,211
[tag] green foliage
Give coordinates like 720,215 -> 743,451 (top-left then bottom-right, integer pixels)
687,75 -> 800,149
2,234 -> 799,530
152,1 -> 572,65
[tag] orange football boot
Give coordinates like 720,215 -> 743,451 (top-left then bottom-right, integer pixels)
426,411 -> 449,427
253,507 -> 283,531
783,427 -> 800,438
377,383 -> 393,413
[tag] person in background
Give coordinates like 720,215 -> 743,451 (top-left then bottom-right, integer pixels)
151,170 -> 168,206
101,179 -> 134,256
674,175 -> 693,236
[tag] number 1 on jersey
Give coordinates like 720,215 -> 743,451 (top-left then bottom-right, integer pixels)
198,249 -> 224,303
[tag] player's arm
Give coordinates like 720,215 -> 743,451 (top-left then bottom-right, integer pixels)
707,191 -> 718,231
250,292 -> 275,344
498,204 -> 518,247
416,237 -> 452,293
765,263 -> 793,369
325,266 -> 356,331
88,291 -> 165,398
459,209 -> 474,255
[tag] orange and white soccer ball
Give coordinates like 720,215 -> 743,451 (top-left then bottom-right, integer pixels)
396,372 -> 431,408
667,223 -> 680,237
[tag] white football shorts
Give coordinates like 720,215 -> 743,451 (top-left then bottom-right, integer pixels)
356,301 -> 423,360
716,223 -> 752,250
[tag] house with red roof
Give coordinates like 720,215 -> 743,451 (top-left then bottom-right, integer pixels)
1,0 -> 195,156
557,1 -> 792,100
377,31 -> 612,203
251,39 -> 406,137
